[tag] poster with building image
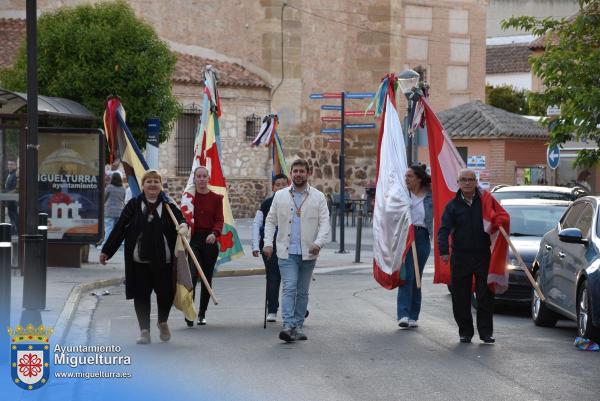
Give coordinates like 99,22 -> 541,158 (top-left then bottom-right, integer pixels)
37,130 -> 103,242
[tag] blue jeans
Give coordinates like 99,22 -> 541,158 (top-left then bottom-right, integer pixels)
278,254 -> 316,329
397,228 -> 431,321
103,217 -> 118,246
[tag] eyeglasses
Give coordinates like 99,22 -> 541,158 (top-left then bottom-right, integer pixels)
458,177 -> 476,183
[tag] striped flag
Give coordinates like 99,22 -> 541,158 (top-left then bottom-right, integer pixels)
370,74 -> 414,289
251,114 -> 288,178
103,96 -> 148,196
422,98 -> 509,292
180,66 -> 244,265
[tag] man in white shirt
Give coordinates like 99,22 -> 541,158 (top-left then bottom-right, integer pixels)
263,159 -> 330,342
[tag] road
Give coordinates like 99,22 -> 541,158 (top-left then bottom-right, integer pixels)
62,267 -> 598,401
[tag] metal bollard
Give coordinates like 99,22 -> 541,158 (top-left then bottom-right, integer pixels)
331,204 -> 337,242
0,223 -> 12,328
354,207 -> 363,263
21,213 -> 48,311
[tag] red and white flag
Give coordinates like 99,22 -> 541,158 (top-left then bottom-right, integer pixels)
422,98 -> 509,293
372,75 -> 414,289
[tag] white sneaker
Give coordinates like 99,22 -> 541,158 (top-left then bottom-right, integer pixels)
266,313 -> 277,322
398,317 -> 409,328
408,319 -> 419,328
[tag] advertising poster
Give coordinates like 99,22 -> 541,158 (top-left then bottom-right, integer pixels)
37,131 -> 102,242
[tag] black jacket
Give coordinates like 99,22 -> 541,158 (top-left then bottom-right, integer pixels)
258,195 -> 275,250
438,190 -> 491,256
102,195 -> 186,299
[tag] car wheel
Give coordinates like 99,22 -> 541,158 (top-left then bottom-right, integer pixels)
531,273 -> 558,327
577,280 -> 600,342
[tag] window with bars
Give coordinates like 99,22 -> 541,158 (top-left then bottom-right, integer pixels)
175,105 -> 201,176
245,114 -> 262,141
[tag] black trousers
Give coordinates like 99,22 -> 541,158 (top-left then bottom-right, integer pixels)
189,231 -> 219,316
262,252 -> 281,314
450,252 -> 494,339
133,262 -> 174,330
7,201 -> 17,235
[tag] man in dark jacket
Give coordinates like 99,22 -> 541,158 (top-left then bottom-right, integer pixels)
438,169 -> 495,344
252,173 -> 289,322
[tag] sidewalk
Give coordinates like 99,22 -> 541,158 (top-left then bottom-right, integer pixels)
8,217 -> 375,341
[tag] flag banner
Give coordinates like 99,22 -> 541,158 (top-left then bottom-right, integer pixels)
252,114 -> 288,178
180,66 -> 244,265
173,235 -> 197,320
421,98 -> 509,293
370,74 -> 414,290
103,97 -> 149,196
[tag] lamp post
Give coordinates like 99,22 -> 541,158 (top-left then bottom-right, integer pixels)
397,69 -> 420,165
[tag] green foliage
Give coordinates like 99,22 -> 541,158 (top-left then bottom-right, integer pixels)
501,0 -> 600,168
0,0 -> 181,148
485,85 -> 529,115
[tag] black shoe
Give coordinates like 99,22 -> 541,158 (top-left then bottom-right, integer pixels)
480,336 -> 495,344
294,327 -> 307,341
185,318 -> 194,328
197,315 -> 207,326
279,327 -> 295,343
459,336 -> 472,343
305,310 -> 309,318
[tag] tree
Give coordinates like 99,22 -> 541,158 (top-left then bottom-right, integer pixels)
485,85 -> 547,116
0,0 -> 180,148
502,0 -> 600,168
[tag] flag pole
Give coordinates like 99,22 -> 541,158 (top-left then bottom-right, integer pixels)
498,226 -> 545,301
164,203 -> 219,305
411,241 -> 421,288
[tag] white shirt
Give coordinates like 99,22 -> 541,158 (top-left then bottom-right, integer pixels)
411,192 -> 426,227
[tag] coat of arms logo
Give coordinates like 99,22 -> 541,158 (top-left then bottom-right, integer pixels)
8,324 -> 53,390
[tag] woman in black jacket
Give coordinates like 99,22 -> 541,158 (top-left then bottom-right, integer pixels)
100,169 -> 187,344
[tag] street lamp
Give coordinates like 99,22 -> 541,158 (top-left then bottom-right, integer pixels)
397,69 -> 420,165
397,69 -> 420,99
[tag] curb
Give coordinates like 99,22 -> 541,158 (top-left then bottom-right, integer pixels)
53,276 -> 125,344
215,268 -> 265,277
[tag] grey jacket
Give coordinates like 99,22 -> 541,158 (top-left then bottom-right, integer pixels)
104,184 -> 126,218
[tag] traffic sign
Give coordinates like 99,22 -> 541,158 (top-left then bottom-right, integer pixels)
321,128 -> 341,134
345,92 -> 375,99
547,144 -> 560,169
546,105 -> 561,116
345,123 -> 376,129
321,105 -> 342,111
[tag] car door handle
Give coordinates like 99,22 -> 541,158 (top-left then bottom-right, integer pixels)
558,252 -> 566,258
545,245 -> 552,251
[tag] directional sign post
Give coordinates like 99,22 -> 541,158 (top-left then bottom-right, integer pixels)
547,144 -> 560,170
309,91 -> 375,253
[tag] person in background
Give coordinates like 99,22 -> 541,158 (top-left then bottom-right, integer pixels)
397,164 -> 433,329
99,169 -> 188,344
252,173 -> 289,322
101,173 -> 126,248
4,160 -> 18,235
186,166 -> 224,327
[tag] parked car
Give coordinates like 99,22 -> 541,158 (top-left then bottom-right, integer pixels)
497,199 -> 570,305
491,185 -> 587,202
532,196 -> 600,341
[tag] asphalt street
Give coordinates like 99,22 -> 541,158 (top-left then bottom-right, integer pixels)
62,267 -> 599,401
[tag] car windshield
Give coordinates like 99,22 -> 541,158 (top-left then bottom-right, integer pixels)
503,204 -> 569,236
493,191 -> 573,201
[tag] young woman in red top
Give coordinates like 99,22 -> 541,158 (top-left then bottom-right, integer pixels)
186,166 -> 224,327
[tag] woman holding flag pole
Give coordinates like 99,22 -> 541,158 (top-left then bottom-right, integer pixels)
100,169 -> 188,344
185,165 -> 224,327
397,164 -> 433,328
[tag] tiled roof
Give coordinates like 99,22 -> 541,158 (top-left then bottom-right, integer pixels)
486,43 -> 532,74
438,100 -> 548,139
0,19 -> 269,89
173,52 -> 269,88
0,18 -> 26,69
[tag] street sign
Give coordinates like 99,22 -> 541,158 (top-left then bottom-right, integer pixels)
546,105 -> 561,116
327,138 -> 341,143
345,123 -> 376,129
547,144 -> 560,170
321,116 -> 341,122
310,92 -> 342,99
321,128 -> 341,134
345,110 -> 374,116
345,92 -> 375,99
321,105 -> 342,111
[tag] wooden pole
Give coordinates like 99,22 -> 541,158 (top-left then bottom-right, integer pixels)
411,241 -> 421,289
498,226 -> 545,302
164,203 -> 219,305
